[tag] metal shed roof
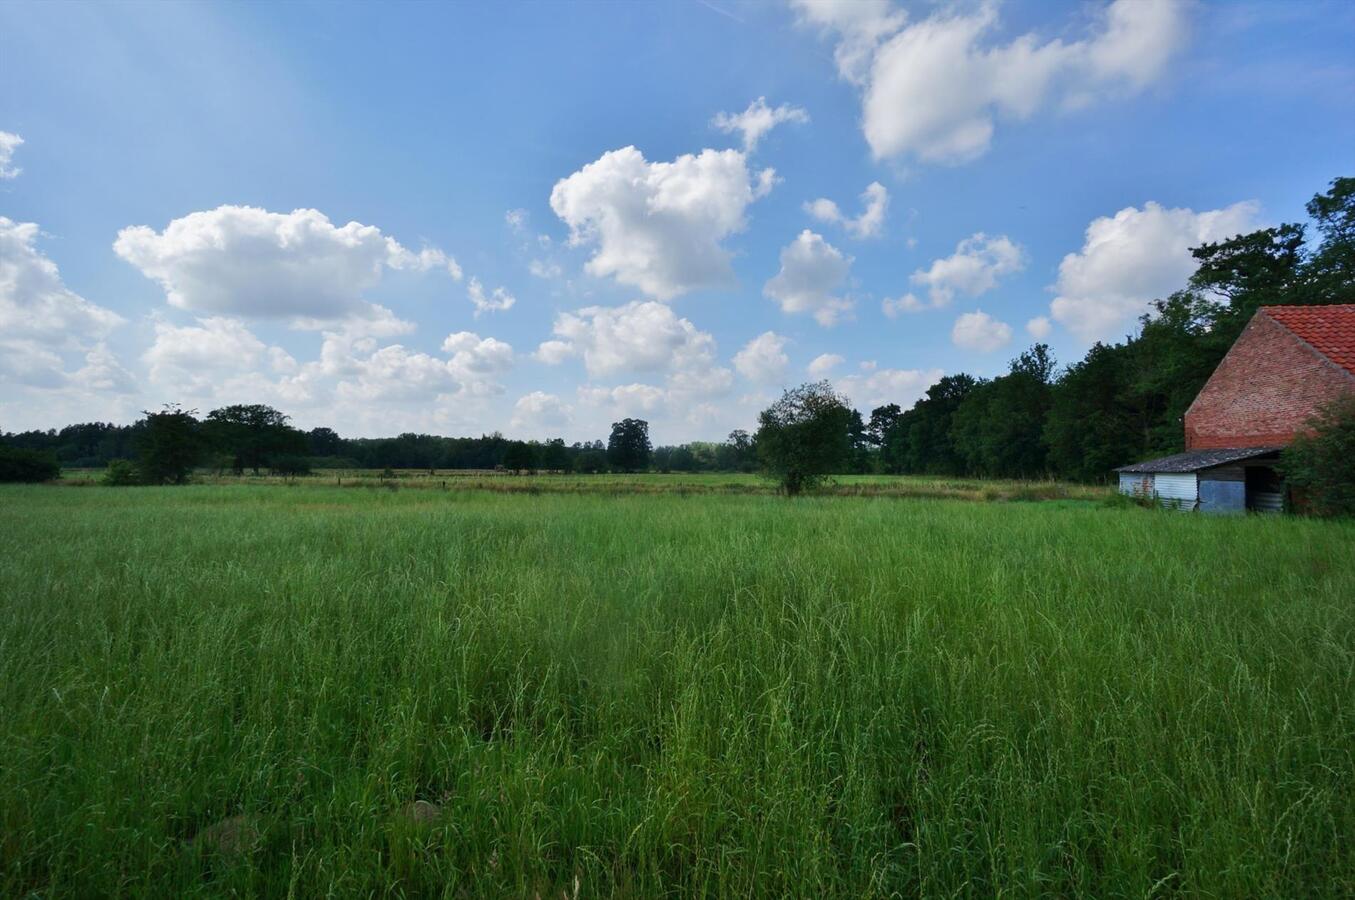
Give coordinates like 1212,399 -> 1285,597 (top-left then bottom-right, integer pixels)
1115,447 -> 1282,474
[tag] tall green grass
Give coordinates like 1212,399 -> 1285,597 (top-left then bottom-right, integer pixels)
1,484 -> 1351,896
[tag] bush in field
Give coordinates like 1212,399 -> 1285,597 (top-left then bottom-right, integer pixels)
101,459 -> 141,486
0,445 -> 61,483
755,381 -> 854,496
1282,395 -> 1355,517
269,455 -> 312,477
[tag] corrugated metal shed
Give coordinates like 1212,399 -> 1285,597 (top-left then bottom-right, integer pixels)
1154,473 -> 1198,510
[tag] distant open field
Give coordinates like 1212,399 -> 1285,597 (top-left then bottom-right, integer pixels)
2,481 -> 1352,896
58,467 -> 1113,503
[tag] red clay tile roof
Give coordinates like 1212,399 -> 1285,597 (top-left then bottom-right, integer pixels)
1261,304 -> 1355,376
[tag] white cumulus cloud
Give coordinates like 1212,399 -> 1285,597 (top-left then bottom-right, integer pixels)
466,277 -> 516,315
796,0 -> 1189,164
807,352 -> 844,378
1049,200 -> 1260,341
538,300 -> 722,379
837,366 -> 944,411
549,145 -> 775,300
113,205 -> 462,323
2,217 -> 125,343
1026,316 -> 1052,339
512,391 -> 573,429
711,97 -> 809,151
764,230 -> 854,326
952,310 -> 1014,352
805,181 -> 889,239
890,232 -> 1024,313
733,331 -> 790,383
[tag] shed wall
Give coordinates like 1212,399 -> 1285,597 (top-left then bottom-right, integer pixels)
1154,473 -> 1198,510
1118,473 -> 1154,498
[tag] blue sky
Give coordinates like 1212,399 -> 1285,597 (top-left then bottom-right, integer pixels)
2,0 -> 1352,442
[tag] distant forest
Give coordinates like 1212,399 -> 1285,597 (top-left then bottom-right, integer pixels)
4,178 -> 1350,483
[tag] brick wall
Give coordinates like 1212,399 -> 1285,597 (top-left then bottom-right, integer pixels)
1184,312 -> 1355,449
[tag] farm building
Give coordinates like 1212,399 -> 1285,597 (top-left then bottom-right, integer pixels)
1117,304 -> 1355,513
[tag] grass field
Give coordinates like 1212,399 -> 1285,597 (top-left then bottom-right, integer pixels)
2,480 -> 1353,896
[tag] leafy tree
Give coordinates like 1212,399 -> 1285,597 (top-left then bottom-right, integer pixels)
720,429 -> 757,472
0,445 -> 61,482
951,346 -> 1055,478
1303,176 -> 1355,302
669,445 -> 697,472
575,448 -> 609,474
205,404 -> 306,474
306,427 -> 344,457
1282,396 -> 1355,517
754,381 -> 854,496
894,374 -> 978,475
1045,342 -> 1144,481
541,438 -> 571,473
136,405 -> 202,484
502,440 -> 536,474
607,418 -> 651,472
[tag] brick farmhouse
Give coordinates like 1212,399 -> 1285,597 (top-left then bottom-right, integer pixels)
1117,304 -> 1355,513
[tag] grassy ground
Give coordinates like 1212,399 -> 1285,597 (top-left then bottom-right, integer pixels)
1,481 -> 1352,896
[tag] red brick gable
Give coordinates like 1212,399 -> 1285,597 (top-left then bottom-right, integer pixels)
1262,304 -> 1355,375
1184,308 -> 1355,450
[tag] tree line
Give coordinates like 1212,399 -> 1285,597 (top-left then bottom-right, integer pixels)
2,177 -> 1349,488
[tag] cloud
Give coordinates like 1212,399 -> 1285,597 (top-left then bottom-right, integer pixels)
549,145 -> 775,300
511,391 -> 572,429
1049,200 -> 1260,340
466,277 -> 516,315
442,331 -> 515,374
0,215 -> 132,399
113,205 -> 462,323
528,259 -> 562,280
837,366 -> 944,411
0,131 -> 23,179
1,217 -> 125,344
890,232 -> 1024,313
764,230 -> 854,326
807,352 -> 844,378
711,97 -> 810,151
952,310 -> 1014,352
796,0 -> 1189,164
143,317 -> 280,389
538,300 -> 724,379
505,208 -> 529,232
805,181 -> 889,239
1026,316 -> 1052,339
733,331 -> 790,383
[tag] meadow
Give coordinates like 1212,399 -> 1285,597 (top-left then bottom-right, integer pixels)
1,478 -> 1352,897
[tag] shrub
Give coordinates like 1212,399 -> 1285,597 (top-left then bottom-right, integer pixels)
1282,395 -> 1355,517
0,446 -> 61,483
270,455 -> 312,477
101,459 -> 141,486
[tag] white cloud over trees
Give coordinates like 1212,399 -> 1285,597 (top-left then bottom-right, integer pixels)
549,146 -> 776,300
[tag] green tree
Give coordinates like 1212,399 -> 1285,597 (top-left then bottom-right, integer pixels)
541,438 -> 571,473
136,405 -> 202,485
951,346 -> 1055,478
0,445 -> 61,483
754,381 -> 854,496
607,418 -> 651,472
205,404 -> 306,474
1281,396 -> 1355,517
502,441 -> 536,474
1302,176 -> 1355,302
896,374 -> 978,475
1045,342 -> 1144,481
